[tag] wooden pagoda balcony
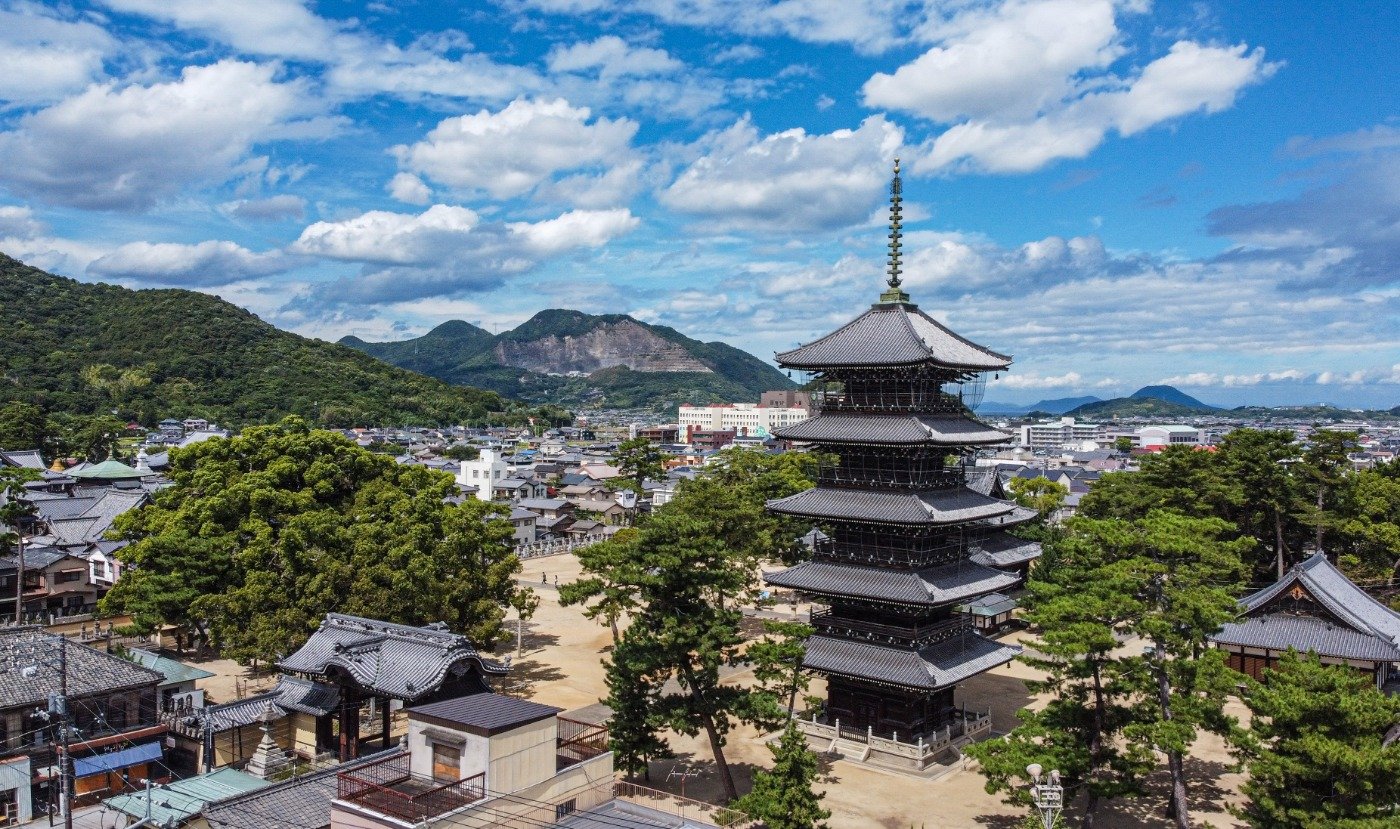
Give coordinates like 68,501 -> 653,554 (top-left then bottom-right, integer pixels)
810,607 -> 973,647
793,708 -> 993,765
811,536 -> 966,568
336,752 -> 485,822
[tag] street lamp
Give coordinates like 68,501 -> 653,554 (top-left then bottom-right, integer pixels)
1026,763 -> 1062,829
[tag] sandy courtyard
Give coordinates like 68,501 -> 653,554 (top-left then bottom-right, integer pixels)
501,554 -> 1248,829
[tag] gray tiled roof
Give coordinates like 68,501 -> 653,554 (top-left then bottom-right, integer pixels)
0,449 -> 46,469
802,631 -> 1021,691
201,676 -> 341,732
1240,552 -> 1400,644
776,304 -> 1011,371
970,532 -> 1042,568
1212,614 -> 1400,662
278,613 -> 507,701
32,497 -> 100,520
0,546 -> 71,572
408,692 -> 560,735
0,628 -> 162,709
765,560 -> 1020,607
973,505 -> 1038,530
766,486 -> 1014,525
775,414 -> 1011,446
203,748 -> 403,829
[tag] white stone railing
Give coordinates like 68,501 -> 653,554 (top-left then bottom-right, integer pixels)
514,536 -> 602,559
795,709 -> 992,760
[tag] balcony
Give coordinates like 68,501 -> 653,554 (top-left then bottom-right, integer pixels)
794,708 -> 993,768
810,607 -> 972,647
336,753 -> 485,823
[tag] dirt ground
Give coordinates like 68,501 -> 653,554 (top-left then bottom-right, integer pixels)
505,554 -> 1248,829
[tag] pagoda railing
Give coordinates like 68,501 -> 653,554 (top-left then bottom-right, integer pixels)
812,536 -> 966,568
813,385 -> 969,414
816,456 -> 964,491
794,708 -> 993,761
810,607 -> 973,647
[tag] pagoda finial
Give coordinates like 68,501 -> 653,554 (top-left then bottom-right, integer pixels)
879,157 -> 911,305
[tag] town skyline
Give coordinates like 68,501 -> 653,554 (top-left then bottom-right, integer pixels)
0,1 -> 1395,408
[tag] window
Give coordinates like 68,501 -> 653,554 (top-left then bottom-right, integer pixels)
56,570 -> 83,584
431,743 -> 461,783
555,800 -> 577,819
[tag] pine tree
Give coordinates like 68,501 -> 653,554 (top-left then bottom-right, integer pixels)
1238,651 -> 1400,828
734,721 -> 830,829
603,631 -> 672,781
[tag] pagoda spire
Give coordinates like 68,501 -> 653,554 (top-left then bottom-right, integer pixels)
879,157 -> 911,305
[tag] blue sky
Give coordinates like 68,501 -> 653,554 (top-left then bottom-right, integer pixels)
1,0 -> 1396,408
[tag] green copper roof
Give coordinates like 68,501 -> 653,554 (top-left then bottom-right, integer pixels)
126,647 -> 216,686
105,768 -> 269,824
71,459 -> 144,480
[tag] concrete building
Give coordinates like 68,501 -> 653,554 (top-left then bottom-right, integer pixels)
1137,425 -> 1204,448
677,402 -> 809,437
1018,417 -> 1107,450
457,448 -> 510,501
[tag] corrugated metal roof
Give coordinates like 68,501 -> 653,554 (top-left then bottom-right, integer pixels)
775,413 -> 1011,446
1212,614 -> 1400,662
106,768 -> 269,825
127,648 -> 216,686
766,486 -> 1014,525
802,631 -> 1021,691
776,304 -> 1011,371
72,741 -> 163,778
765,560 -> 1020,607
203,748 -> 402,829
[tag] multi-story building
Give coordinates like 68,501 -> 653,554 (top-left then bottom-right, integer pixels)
1137,425 -> 1204,448
1018,417 -> 1107,450
677,401 -> 810,437
764,161 -> 1040,771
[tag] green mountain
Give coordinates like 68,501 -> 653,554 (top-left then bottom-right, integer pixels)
1068,397 -> 1215,418
0,253 -> 526,427
340,309 -> 795,411
1129,384 -> 1217,409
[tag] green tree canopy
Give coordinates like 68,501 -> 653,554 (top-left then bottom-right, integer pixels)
611,437 -> 665,493
101,417 -> 521,663
733,721 -> 831,829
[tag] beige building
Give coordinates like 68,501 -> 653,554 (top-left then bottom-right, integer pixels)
677,402 -> 809,437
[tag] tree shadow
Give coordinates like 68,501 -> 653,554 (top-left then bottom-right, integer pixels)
1095,758 -> 1242,828
642,752 -> 762,805
971,814 -> 1023,829
495,655 -> 566,699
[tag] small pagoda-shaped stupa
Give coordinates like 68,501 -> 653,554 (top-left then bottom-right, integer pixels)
765,160 -> 1040,765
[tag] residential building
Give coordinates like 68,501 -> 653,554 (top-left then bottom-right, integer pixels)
1018,417 -> 1107,450
684,428 -> 737,451
457,448 -> 510,501
677,402 -> 809,437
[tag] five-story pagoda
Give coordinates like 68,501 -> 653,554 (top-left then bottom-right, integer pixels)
764,160 -> 1039,764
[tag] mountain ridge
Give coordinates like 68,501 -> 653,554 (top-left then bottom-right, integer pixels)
341,309 -> 795,410
0,253 -> 533,427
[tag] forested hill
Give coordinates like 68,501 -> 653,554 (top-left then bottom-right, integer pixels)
0,254 -> 526,427
340,308 -> 795,411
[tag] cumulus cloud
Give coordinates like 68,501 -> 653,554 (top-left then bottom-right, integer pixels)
391,98 -> 639,202
87,240 -> 292,286
0,206 -> 46,238
994,371 -> 1089,389
290,204 -> 638,304
219,195 -> 307,221
0,5 -> 117,104
660,115 -> 903,232
864,0 -> 1278,174
387,173 -> 433,205
546,36 -> 682,77
0,61 -> 342,211
1157,368 -> 1400,387
102,0 -> 342,60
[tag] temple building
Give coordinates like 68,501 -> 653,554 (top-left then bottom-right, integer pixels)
1210,552 -> 1400,690
764,160 -> 1040,769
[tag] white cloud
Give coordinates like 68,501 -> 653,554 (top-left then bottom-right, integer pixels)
713,44 -> 763,64
994,371 -> 1088,389
86,240 -> 292,286
219,194 -> 307,221
387,173 -> 433,205
546,36 -> 682,77
0,61 -> 341,211
1155,368 -> 1400,388
866,0 -> 1279,174
391,98 -> 639,201
863,0 -> 1122,122
290,204 -> 638,304
0,206 -> 46,238
660,115 -> 903,232
102,0 -> 342,60
0,5 -> 118,105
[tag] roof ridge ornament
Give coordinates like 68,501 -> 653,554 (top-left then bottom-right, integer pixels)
879,157 -> 912,305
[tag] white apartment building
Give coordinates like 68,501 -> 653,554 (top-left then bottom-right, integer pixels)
457,447 -> 510,500
1019,417 -> 1108,450
1137,425 -> 1205,448
677,402 -> 810,437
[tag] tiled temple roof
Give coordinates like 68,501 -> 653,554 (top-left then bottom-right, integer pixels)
765,559 -> 1020,607
776,303 -> 1011,371
969,532 -> 1042,569
802,631 -> 1020,692
767,486 -> 1014,526
775,413 -> 1011,446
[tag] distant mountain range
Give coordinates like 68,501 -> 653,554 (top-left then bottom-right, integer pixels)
980,385 -> 1221,418
342,310 -> 794,411
977,395 -> 1103,415
0,253 -> 515,427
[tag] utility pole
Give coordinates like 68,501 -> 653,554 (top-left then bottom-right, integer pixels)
58,636 -> 72,829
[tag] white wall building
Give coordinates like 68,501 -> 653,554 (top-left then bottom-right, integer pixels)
1137,425 -> 1204,448
677,402 -> 809,437
457,448 -> 509,501
1019,417 -> 1108,450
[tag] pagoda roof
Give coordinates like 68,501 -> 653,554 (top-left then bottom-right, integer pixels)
969,532 -> 1043,569
774,413 -> 1011,447
802,631 -> 1020,692
278,613 -> 507,701
1209,552 -> 1400,658
764,559 -> 1020,607
972,505 -> 1038,530
776,303 -> 1011,371
766,486 -> 1014,526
